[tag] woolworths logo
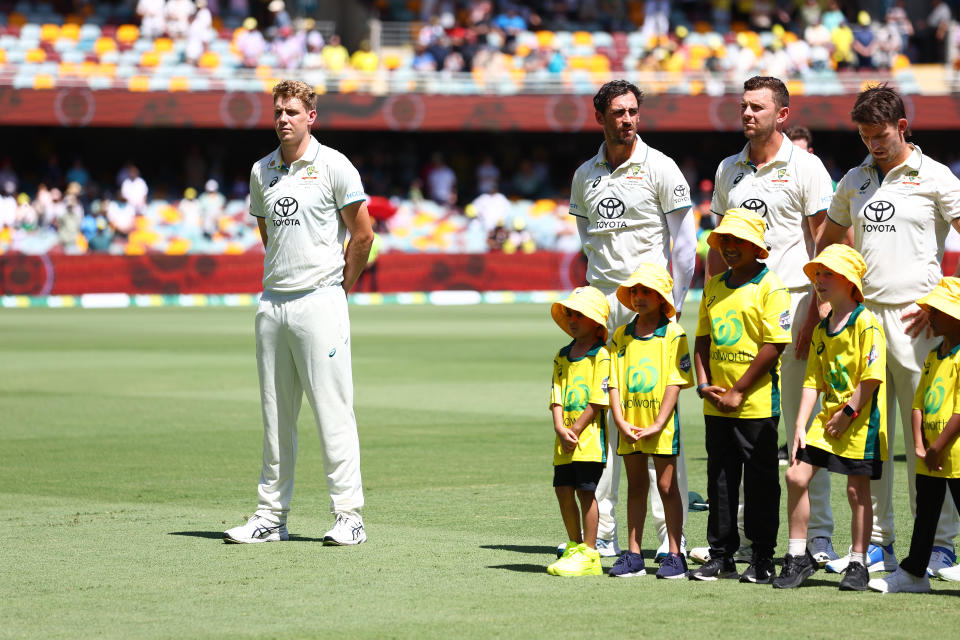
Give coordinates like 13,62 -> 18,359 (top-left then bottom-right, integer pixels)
825,356 -> 851,392
925,377 -> 946,414
564,376 -> 591,412
627,359 -> 658,393
711,311 -> 743,346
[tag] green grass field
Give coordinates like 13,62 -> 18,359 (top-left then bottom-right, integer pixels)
3,302 -> 959,639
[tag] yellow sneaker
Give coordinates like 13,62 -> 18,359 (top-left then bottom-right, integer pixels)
548,540 -> 579,575
548,544 -> 602,577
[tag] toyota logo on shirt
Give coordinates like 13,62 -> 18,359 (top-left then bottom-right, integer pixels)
863,200 -> 895,223
740,198 -> 768,217
597,197 -> 625,219
274,197 -> 299,218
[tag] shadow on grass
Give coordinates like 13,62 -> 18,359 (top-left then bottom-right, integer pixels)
488,563 -> 546,573
167,531 -> 325,543
481,544 -> 554,555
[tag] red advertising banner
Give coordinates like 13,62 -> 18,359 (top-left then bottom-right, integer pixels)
1,88 -> 958,132
0,251 -> 589,296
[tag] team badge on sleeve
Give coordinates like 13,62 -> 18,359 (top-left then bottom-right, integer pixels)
867,345 -> 879,366
779,310 -> 791,330
602,376 -> 610,393
679,353 -> 691,372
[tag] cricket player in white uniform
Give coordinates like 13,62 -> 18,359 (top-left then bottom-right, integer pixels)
569,79 -> 697,558
692,76 -> 837,568
224,79 -> 374,545
816,84 -> 960,575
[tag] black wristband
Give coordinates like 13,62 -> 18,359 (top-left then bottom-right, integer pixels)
696,383 -> 708,399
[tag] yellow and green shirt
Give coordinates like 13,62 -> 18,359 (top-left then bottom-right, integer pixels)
696,267 -> 792,419
550,340 -> 610,465
803,305 -> 887,461
913,342 -> 960,478
609,315 -> 694,455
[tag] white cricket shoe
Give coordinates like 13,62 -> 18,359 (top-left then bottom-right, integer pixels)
596,537 -> 621,557
937,562 -> 960,582
223,515 -> 289,544
827,543 -> 897,574
687,544 -> 752,565
323,512 -> 367,546
868,567 -> 930,594
927,546 -> 956,577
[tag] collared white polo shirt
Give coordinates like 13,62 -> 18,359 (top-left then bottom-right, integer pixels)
711,135 -> 833,289
569,137 -> 691,289
828,146 -> 960,305
250,135 -> 366,293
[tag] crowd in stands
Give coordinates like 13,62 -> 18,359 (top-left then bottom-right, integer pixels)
1,1 -> 957,95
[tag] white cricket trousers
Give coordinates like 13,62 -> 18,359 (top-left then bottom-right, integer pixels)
253,286 -> 364,524
868,301 -> 959,547
595,287 -> 689,543
738,289 -> 833,541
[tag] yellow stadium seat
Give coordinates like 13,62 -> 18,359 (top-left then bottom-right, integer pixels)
128,75 -> 150,91
568,55 -> 587,70
313,83 -> 327,95
891,54 -> 910,71
536,30 -> 555,48
124,243 -> 146,255
225,242 -> 245,255
165,238 -> 191,254
139,51 -> 160,67
94,37 -> 117,55
33,74 -> 56,89
59,23 -> 80,41
382,53 -> 401,70
154,37 -> 173,53
786,79 -> 805,95
338,77 -> 358,93
262,77 -> 281,92
688,80 -> 705,95
97,63 -> 117,77
515,43 -> 530,57
161,206 -> 181,223
116,24 -> 140,44
79,61 -> 99,76
168,76 -> 190,91
254,64 -> 273,79
572,31 -> 593,47
198,51 -> 220,68
40,23 -> 61,42
0,50 -> 6,64
59,61 -> 78,76
588,54 -> 610,72
26,48 -> 47,63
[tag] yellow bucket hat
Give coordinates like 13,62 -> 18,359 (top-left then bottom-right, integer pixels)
803,243 -> 866,302
616,263 -> 676,318
707,208 -> 769,259
551,286 -> 610,342
917,277 -> 960,321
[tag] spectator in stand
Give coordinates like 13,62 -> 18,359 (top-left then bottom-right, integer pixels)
0,158 -> 17,193
237,18 -> 266,68
875,14 -> 904,69
57,183 -> 84,253
15,192 -> 37,230
641,0 -> 670,38
65,158 -> 90,189
512,159 -> 544,200
179,187 -> 201,229
831,18 -> 856,70
821,0 -> 845,32
267,0 -> 292,31
44,188 -> 67,229
302,29 -> 324,68
805,15 -> 832,70
0,182 -> 15,229
852,11 -> 878,70
166,0 -> 195,39
199,178 -> 226,237
106,193 -> 136,239
798,0 -> 823,31
886,0 -> 915,59
350,40 -> 379,72
185,0 -> 213,64
476,156 -> 500,196
918,0 -> 952,63
273,25 -> 303,69
322,34 -> 349,72
137,0 -> 167,39
425,152 -> 457,206
412,43 -> 438,71
120,165 -> 149,215
87,216 -> 114,252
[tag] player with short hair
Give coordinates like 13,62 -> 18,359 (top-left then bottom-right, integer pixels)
223,79 -> 374,545
690,208 -> 792,583
816,84 -> 960,575
547,286 -> 611,577
693,76 -> 838,569
568,79 -> 697,559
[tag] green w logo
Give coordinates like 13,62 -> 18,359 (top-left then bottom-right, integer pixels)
925,377 -> 946,415
626,359 -> 658,393
563,376 -> 591,412
824,356 -> 851,392
711,310 -> 744,346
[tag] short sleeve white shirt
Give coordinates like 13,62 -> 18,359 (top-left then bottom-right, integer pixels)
711,135 -> 833,289
249,135 -> 366,293
828,146 -> 960,305
569,137 -> 692,289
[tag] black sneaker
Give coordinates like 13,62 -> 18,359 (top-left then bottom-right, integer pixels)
740,554 -> 775,584
839,561 -> 869,591
689,555 -> 738,581
778,444 -> 789,466
771,549 -> 818,589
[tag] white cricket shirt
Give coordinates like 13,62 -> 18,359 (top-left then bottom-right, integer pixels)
249,135 -> 366,293
828,146 -> 960,305
569,137 -> 692,289
711,135 -> 833,289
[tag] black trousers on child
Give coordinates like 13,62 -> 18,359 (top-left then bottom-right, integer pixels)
901,474 -> 960,577
705,415 -> 781,558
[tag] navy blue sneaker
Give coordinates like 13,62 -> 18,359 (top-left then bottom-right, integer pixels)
609,551 -> 646,577
656,552 -> 688,579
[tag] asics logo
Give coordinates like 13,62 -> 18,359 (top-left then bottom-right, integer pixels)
274,196 -> 299,218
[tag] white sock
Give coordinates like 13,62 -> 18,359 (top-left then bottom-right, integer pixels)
850,551 -> 866,566
789,539 -> 806,556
